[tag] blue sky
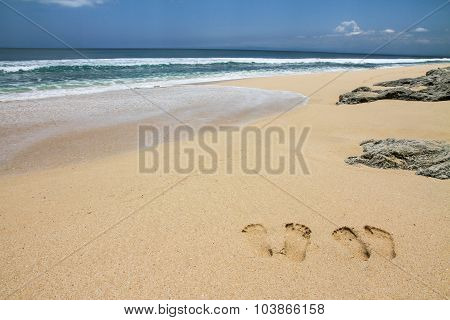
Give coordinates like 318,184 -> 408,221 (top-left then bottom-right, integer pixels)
1,0 -> 449,56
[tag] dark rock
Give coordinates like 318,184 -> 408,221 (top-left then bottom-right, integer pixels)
352,86 -> 372,92
338,91 -> 378,104
337,66 -> 450,104
345,139 -> 450,179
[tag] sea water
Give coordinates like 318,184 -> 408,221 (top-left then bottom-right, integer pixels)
1,48 -> 449,101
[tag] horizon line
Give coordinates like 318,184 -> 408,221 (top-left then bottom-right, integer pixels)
0,47 -> 449,58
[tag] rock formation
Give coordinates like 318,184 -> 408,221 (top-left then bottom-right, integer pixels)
345,139 -> 450,179
337,67 -> 450,104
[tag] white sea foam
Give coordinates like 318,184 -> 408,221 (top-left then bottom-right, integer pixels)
0,85 -> 307,167
0,67 -> 336,101
1,57 -> 449,101
1,57 -> 449,72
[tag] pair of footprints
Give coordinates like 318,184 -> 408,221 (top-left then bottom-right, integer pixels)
242,223 -> 312,262
242,224 -> 396,262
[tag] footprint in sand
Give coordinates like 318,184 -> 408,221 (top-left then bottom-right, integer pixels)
364,225 -> 396,259
242,223 -> 312,262
332,227 -> 370,261
282,223 -> 311,262
242,224 -> 273,257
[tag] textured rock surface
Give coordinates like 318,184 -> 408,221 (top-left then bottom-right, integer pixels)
345,139 -> 450,179
337,67 -> 450,104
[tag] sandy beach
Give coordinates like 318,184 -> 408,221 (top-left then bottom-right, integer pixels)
0,64 -> 449,299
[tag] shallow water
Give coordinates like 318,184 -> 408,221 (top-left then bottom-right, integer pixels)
0,85 -> 307,168
1,48 -> 448,101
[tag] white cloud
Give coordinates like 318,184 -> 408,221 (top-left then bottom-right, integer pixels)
334,20 -> 363,36
26,0 -> 108,7
416,39 -> 431,44
413,27 -> 428,32
383,29 -> 396,33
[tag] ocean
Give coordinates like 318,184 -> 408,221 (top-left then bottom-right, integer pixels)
0,48 -> 449,101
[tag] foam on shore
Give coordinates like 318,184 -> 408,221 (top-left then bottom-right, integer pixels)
0,85 -> 307,170
1,57 -> 449,101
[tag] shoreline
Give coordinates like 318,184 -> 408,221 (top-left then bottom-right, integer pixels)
0,85 -> 307,174
0,64 -> 449,299
1,63 -> 448,175
2,59 -> 450,102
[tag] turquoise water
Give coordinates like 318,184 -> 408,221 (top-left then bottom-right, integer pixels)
1,48 -> 449,100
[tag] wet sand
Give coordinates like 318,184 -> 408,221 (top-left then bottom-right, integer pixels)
0,85 -> 306,173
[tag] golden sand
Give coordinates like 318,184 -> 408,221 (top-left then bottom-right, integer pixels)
1,64 -> 449,299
